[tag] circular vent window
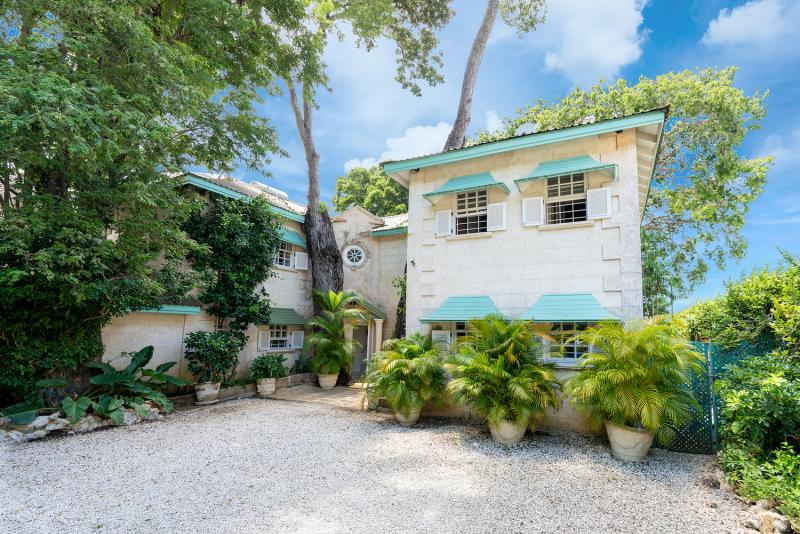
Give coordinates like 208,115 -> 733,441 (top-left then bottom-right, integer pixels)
343,245 -> 367,268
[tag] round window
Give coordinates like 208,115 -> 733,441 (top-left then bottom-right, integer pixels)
343,245 -> 366,268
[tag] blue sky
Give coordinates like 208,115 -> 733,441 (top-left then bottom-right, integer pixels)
232,0 -> 800,309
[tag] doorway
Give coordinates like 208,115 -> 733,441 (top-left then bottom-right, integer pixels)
351,325 -> 369,380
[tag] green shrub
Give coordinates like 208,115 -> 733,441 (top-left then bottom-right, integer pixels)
305,290 -> 366,375
184,331 -> 245,383
250,354 -> 288,380
290,355 -> 311,374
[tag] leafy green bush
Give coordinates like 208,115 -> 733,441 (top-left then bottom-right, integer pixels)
184,331 -> 245,383
306,290 -> 366,375
290,355 -> 311,374
250,354 -> 288,380
565,319 -> 704,443
364,334 -> 447,414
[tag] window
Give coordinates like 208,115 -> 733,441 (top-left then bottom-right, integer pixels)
342,244 -> 366,268
215,317 -> 229,332
546,174 -> 587,224
454,322 -> 468,342
455,189 -> 488,235
276,241 -> 293,268
549,322 -> 590,359
269,325 -> 290,350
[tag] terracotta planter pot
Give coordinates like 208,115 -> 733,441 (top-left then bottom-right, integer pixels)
318,374 -> 338,390
394,407 -> 421,426
194,382 -> 221,406
256,378 -> 276,397
605,421 -> 654,461
488,420 -> 527,444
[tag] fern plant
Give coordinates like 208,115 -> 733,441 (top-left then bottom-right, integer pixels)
446,316 -> 561,429
364,334 -> 447,414
305,290 -> 366,375
565,319 -> 704,443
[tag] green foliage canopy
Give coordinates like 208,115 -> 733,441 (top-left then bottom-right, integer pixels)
333,166 -> 408,216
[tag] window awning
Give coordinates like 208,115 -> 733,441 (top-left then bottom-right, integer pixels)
279,227 -> 306,249
422,172 -> 510,202
357,299 -> 387,320
267,307 -> 306,325
519,293 -> 618,322
421,296 -> 505,323
514,156 -> 616,191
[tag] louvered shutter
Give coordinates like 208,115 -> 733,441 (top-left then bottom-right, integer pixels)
431,330 -> 452,349
435,210 -> 453,237
522,197 -> 544,226
291,330 -> 305,350
486,202 -> 507,231
294,251 -> 309,270
257,330 -> 270,351
587,187 -> 612,219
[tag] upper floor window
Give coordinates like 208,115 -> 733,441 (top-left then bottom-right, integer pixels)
455,189 -> 488,235
546,173 -> 587,225
276,241 -> 293,268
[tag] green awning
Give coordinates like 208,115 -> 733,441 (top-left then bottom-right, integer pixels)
520,293 -> 618,322
422,172 -> 510,201
359,299 -> 387,320
268,307 -> 306,325
421,296 -> 505,323
279,227 -> 306,249
514,156 -> 616,190
141,305 -> 202,315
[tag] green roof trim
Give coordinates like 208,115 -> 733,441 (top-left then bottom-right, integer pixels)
270,205 -> 305,223
384,110 -> 667,174
370,226 -> 408,237
267,307 -> 306,325
514,155 -> 617,190
359,299 -> 387,320
422,172 -> 510,201
421,296 -> 505,323
519,293 -> 618,322
141,305 -> 202,315
280,227 -> 307,249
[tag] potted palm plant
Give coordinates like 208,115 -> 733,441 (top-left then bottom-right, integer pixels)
184,330 -> 245,405
565,319 -> 704,461
447,316 -> 561,444
364,334 -> 447,426
250,354 -> 287,396
305,289 -> 366,390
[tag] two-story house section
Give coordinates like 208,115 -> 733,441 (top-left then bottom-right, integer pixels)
383,109 -> 667,368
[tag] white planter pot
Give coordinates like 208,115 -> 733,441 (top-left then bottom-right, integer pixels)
318,374 -> 338,390
194,382 -> 221,406
394,407 -> 421,426
257,378 -> 276,397
605,421 -> 654,461
488,420 -> 527,444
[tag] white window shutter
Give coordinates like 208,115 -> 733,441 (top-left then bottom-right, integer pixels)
257,330 -> 270,351
291,330 -> 304,350
435,209 -> 452,237
293,251 -> 309,270
431,329 -> 452,349
486,202 -> 507,231
587,187 -> 612,219
522,197 -> 544,226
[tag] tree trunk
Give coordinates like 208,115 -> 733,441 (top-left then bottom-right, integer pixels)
392,266 -> 406,339
442,0 -> 499,152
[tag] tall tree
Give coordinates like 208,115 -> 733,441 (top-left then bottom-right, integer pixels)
478,68 -> 771,314
278,1 -> 453,300
443,0 -> 546,151
0,0 -> 306,402
333,166 -> 408,216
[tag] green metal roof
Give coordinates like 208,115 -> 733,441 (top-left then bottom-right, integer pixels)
421,296 -> 505,323
514,155 -> 616,190
358,299 -> 387,320
520,293 -> 618,322
267,308 -> 306,325
371,226 -> 408,237
279,227 -> 306,249
383,109 -> 667,174
141,305 -> 202,315
422,172 -> 510,201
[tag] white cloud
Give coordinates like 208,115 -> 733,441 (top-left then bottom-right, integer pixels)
342,122 -> 452,172
702,0 -> 794,47
502,0 -> 649,86
760,128 -> 800,168
485,110 -> 503,133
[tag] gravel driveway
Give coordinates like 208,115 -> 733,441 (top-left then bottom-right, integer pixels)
1,398 -> 748,533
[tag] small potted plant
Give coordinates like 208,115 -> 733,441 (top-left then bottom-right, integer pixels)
184,330 -> 244,405
250,354 -> 287,396
364,334 -> 447,425
565,320 -> 704,461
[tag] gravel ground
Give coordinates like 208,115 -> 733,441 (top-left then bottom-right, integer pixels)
1,398 -> 748,534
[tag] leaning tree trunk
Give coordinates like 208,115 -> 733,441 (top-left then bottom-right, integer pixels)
392,266 -> 406,339
442,0 -> 499,152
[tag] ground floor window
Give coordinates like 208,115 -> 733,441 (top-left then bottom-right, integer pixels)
454,321 -> 468,342
269,324 -> 290,349
549,322 -> 590,359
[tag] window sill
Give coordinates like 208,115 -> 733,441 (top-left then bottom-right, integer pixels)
445,232 -> 493,241
274,265 -> 297,273
537,221 -> 594,231
544,359 -> 584,369
258,347 -> 298,353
